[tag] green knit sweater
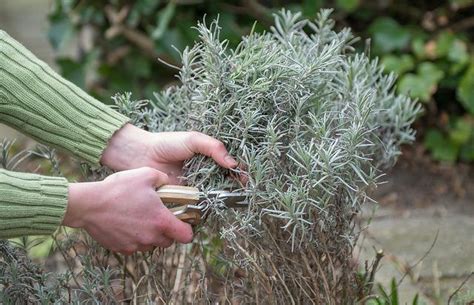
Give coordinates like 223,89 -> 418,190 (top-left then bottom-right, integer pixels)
0,30 -> 130,238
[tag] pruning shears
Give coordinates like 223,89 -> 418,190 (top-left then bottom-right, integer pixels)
156,185 -> 249,225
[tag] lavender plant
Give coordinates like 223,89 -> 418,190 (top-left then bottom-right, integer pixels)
110,9 -> 421,303
0,9 -> 421,304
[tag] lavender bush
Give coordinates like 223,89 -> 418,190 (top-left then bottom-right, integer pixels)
0,10 -> 420,304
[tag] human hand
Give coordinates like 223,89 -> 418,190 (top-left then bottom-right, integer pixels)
101,124 -> 240,184
62,167 -> 193,254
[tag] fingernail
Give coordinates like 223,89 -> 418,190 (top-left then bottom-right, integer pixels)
224,155 -> 238,167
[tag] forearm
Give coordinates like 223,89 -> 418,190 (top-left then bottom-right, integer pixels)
0,30 -> 130,165
0,169 -> 68,238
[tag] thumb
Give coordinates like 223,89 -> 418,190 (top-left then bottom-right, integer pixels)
160,209 -> 194,243
188,132 -> 238,169
138,167 -> 169,187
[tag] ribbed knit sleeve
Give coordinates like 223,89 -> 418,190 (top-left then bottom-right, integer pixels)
0,30 -> 130,165
0,169 -> 68,238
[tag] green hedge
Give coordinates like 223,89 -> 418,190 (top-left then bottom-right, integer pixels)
48,0 -> 474,162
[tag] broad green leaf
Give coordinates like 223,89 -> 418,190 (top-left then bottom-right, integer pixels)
381,54 -> 414,75
398,62 -> 444,102
433,143 -> 459,162
369,17 -> 411,53
155,28 -> 187,61
127,0 -> 158,27
458,61 -> 474,114
151,1 -> 176,40
57,58 -> 86,89
411,37 -> 426,59
48,15 -> 74,50
460,137 -> 474,161
49,0 -> 75,15
302,0 -> 323,17
125,53 -> 151,78
57,50 -> 98,89
336,0 -> 359,12
98,64 -> 134,94
219,13 -> 242,47
80,6 -> 105,24
435,31 -> 455,58
448,40 -> 469,64
449,118 -> 472,145
424,129 -> 444,150
424,129 -> 459,162
418,62 -> 444,84
398,74 -> 429,101
434,31 -> 469,69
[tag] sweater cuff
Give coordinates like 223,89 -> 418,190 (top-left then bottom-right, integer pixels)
0,169 -> 68,238
80,106 -> 130,165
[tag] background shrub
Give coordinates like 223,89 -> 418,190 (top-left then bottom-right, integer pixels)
48,0 -> 474,163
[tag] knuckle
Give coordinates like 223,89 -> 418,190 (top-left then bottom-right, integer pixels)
186,131 -> 197,143
139,233 -> 156,246
140,166 -> 156,175
160,239 -> 173,248
154,215 -> 170,232
214,140 -> 225,150
156,171 -> 169,183
138,234 -> 154,246
141,167 -> 168,183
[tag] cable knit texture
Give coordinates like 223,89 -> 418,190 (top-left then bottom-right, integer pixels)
0,30 -> 129,164
0,169 -> 68,238
0,30 -> 129,237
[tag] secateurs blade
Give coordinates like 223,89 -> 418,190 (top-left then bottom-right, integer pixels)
156,185 -> 249,225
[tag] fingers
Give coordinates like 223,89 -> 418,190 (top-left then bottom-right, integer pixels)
157,207 -> 194,244
138,168 -> 192,243
136,167 -> 170,187
187,132 -> 248,185
230,165 -> 249,185
106,167 -> 170,187
116,231 -> 176,255
188,132 -> 238,169
139,235 -> 173,252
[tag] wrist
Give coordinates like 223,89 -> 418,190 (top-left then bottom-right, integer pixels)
101,123 -> 153,170
63,181 -> 103,228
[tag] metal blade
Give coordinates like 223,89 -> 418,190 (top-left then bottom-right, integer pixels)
214,191 -> 249,208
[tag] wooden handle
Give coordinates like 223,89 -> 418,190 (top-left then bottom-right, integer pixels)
158,185 -> 202,225
169,206 -> 201,225
156,185 -> 200,205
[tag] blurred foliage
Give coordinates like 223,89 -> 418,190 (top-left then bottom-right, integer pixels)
48,0 -> 474,162
366,278 -> 421,305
